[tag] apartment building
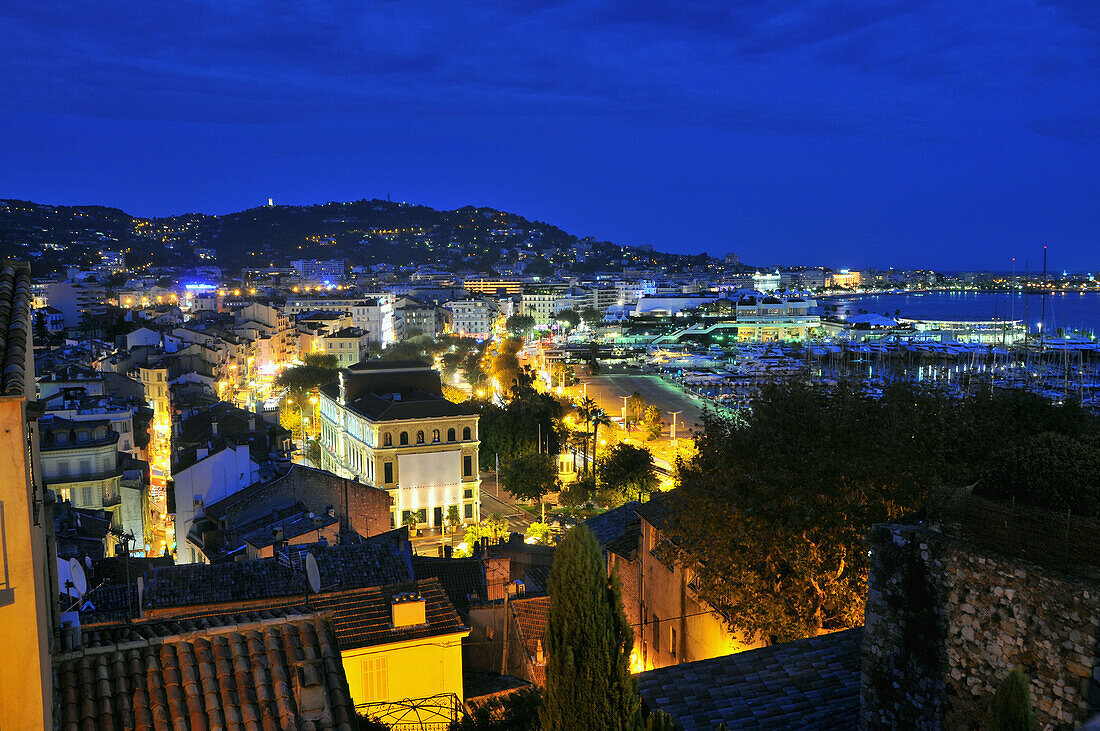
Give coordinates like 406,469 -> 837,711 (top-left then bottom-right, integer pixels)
318,361 -> 481,529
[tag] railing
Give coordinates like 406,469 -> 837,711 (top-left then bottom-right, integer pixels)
355,693 -> 462,730
46,467 -> 125,487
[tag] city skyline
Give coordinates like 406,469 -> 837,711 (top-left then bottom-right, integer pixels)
2,2 -> 1098,271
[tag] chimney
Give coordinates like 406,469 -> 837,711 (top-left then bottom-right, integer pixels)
390,591 -> 427,628
248,413 -> 256,432
535,639 -> 545,665
210,417 -> 219,436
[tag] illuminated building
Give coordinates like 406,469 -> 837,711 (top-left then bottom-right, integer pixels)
318,361 -> 481,529
828,270 -> 862,289
443,298 -> 497,339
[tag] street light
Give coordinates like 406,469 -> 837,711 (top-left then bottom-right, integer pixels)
668,410 -> 682,447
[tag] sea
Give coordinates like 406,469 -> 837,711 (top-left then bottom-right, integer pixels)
817,290 -> 1100,335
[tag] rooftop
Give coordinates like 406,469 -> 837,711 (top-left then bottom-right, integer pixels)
0,263 -> 33,395
413,555 -> 488,612
585,501 -> 641,559
635,628 -> 863,730
56,613 -> 356,731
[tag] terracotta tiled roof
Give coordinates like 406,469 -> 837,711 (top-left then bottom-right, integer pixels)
0,263 -> 32,395
162,578 -> 468,652
56,613 -> 357,731
509,595 -> 550,684
310,577 -> 468,651
635,627 -> 864,730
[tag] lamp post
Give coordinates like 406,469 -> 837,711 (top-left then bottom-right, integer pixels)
621,395 -> 630,434
668,410 -> 682,447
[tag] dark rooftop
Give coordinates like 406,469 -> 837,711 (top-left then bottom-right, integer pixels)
0,263 -> 32,395
134,538 -> 413,613
585,501 -> 641,559
635,628 -> 864,730
413,555 -> 488,612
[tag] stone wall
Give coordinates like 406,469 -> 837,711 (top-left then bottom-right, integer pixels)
860,522 -> 1100,730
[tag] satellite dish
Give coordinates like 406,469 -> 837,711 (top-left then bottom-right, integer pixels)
68,558 -> 88,597
304,553 -> 321,594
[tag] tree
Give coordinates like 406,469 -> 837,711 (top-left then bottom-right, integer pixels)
662,380 -> 1100,643
589,408 -> 612,479
505,314 -> 536,336
598,443 -> 658,506
557,308 -> 580,331
277,353 -> 338,394
451,687 -> 541,731
580,306 -> 602,327
641,406 -> 664,441
446,505 -> 463,547
484,513 -> 508,544
987,667 -> 1035,731
625,391 -> 647,430
500,452 -> 559,521
540,526 -> 641,731
645,710 -> 677,731
559,475 -> 595,509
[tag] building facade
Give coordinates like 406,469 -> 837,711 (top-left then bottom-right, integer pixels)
318,362 -> 481,529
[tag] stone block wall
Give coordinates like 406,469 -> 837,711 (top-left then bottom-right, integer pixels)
860,523 -> 1100,730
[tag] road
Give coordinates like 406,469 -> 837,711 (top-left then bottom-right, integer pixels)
576,366 -> 707,435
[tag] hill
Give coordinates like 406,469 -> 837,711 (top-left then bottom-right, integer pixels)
0,198 -> 698,275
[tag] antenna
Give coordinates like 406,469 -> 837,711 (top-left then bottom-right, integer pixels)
304,553 -> 321,595
68,558 -> 87,597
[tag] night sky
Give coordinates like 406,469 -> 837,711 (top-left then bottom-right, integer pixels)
2,2 -> 1098,270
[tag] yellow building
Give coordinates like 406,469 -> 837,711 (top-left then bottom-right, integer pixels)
634,493 -> 764,671
0,262 -> 57,730
318,361 -> 481,529
828,270 -> 861,289
328,579 -> 469,727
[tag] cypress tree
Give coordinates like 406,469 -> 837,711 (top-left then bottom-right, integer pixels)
987,666 -> 1036,731
540,525 -> 642,731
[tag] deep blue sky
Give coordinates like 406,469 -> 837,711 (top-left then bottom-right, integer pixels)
2,2 -> 1098,271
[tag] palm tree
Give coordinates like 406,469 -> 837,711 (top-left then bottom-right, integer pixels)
577,397 -> 598,474
590,408 -> 611,481
484,513 -> 508,544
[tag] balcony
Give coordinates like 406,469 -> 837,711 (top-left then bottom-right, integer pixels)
46,467 -> 125,488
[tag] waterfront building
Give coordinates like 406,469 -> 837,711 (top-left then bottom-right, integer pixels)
318,361 -> 481,529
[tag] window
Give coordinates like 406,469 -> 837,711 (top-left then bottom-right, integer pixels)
463,455 -> 473,477
79,459 -> 91,476
462,427 -> 471,441
384,433 -> 392,447
464,503 -> 473,519
81,485 -> 94,506
362,657 -> 389,701
651,615 -> 660,648
56,461 -> 70,477
384,462 -> 393,484
463,489 -> 473,499
416,431 -> 424,444
670,627 -> 677,659
447,428 -> 456,442
432,429 -> 440,443
399,432 -> 408,446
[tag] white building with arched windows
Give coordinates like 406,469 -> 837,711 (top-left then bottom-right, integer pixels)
317,360 -> 481,530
